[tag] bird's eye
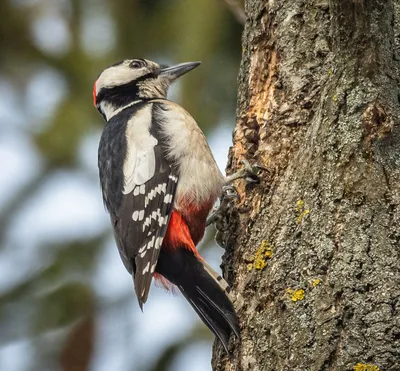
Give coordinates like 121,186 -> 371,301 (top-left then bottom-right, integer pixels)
130,60 -> 145,69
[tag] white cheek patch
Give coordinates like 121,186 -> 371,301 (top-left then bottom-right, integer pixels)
96,64 -> 142,93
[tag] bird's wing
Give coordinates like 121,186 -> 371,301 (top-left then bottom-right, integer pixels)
110,103 -> 178,308
119,150 -> 178,307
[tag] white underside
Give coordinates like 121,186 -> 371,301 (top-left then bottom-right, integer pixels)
154,100 -> 224,207
121,99 -> 223,208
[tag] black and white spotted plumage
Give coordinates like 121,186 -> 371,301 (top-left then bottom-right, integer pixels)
99,101 -> 179,306
120,150 -> 179,306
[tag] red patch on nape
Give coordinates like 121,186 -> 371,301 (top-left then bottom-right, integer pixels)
93,81 -> 97,107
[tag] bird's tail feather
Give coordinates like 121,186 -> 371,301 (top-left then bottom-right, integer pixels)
156,247 -> 240,355
201,259 -> 232,298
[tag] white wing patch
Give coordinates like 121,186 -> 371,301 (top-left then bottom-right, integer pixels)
123,105 -> 158,194
137,235 -> 164,259
144,183 -> 167,207
142,262 -> 150,274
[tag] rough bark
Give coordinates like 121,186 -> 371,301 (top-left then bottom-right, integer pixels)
212,1 -> 400,370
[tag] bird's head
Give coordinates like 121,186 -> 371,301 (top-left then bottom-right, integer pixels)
93,58 -> 200,120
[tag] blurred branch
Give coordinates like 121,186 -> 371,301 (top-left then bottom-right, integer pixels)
60,315 -> 95,371
220,0 -> 245,24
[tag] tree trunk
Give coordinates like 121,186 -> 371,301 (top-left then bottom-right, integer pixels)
212,1 -> 400,370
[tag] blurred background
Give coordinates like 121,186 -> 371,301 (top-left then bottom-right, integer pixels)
0,0 -> 243,370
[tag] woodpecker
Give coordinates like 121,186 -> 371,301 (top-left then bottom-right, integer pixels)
94,58 -> 240,354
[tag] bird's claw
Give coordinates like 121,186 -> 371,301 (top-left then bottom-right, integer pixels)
221,185 -> 239,200
208,160 -> 267,247
206,185 -> 239,228
241,159 -> 266,182
225,159 -> 266,184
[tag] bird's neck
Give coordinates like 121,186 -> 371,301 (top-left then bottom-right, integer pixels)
99,93 -> 168,122
99,99 -> 140,121
96,79 -> 169,121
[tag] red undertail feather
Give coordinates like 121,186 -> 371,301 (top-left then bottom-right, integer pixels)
162,210 -> 201,257
155,210 -> 240,355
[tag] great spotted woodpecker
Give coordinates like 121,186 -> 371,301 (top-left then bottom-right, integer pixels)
94,58 -> 242,354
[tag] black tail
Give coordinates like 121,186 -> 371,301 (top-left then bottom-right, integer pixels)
156,247 -> 240,355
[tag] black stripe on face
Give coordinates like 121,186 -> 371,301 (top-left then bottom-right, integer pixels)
96,80 -> 140,108
96,72 -> 158,107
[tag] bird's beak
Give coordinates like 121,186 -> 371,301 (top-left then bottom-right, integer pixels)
160,61 -> 201,80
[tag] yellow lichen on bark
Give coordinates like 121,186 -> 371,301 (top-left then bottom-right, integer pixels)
353,363 -> 380,371
296,199 -> 310,224
286,289 -> 305,302
312,279 -> 321,287
247,240 -> 274,271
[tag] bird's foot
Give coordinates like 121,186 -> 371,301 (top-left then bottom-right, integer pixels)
208,160 -> 265,247
224,159 -> 266,184
206,185 -> 239,229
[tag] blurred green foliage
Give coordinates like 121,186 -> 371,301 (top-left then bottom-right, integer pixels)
0,0 -> 242,370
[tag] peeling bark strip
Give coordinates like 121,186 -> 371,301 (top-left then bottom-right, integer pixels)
213,1 -> 400,370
